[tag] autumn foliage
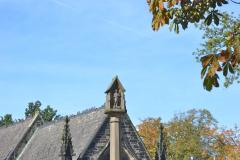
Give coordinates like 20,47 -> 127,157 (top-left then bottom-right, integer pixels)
138,118 -> 161,158
137,109 -> 240,160
147,0 -> 228,33
147,0 -> 240,91
197,14 -> 240,90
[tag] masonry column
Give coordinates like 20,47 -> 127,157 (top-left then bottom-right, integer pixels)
104,76 -> 127,160
110,116 -> 120,160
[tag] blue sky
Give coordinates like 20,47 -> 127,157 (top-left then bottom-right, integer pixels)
0,0 -> 239,128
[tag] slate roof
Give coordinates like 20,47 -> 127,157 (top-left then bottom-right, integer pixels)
17,107 -> 107,160
0,107 -> 151,160
0,116 -> 35,160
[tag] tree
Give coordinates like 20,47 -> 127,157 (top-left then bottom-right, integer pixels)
166,109 -> 218,159
41,105 -> 58,122
0,101 -> 59,127
137,109 -> 221,160
214,126 -> 240,159
25,100 -> 41,118
0,114 -> 23,127
25,101 -> 60,121
195,13 -> 240,91
147,0 -> 240,91
0,114 -> 14,126
137,117 -> 161,159
0,116 -> 3,127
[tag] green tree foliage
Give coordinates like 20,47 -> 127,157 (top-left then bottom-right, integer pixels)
147,0 -> 240,91
1,100 -> 59,126
25,100 -> 41,118
138,109 -> 240,160
41,105 -> 58,122
194,13 -> 240,91
0,101 -> 59,127
166,109 -> 218,159
25,100 -> 59,121
0,114 -> 14,127
0,116 -> 3,126
147,0 -> 228,33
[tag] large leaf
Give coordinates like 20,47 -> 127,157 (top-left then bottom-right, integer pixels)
213,13 -> 219,25
201,54 -> 214,68
223,63 -> 229,76
201,66 -> 208,79
205,14 -> 213,26
203,76 -> 213,91
228,63 -> 234,74
213,75 -> 220,87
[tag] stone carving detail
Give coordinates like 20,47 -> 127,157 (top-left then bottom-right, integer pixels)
113,89 -> 121,109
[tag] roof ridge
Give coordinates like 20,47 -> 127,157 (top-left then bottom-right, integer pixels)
0,106 -> 105,130
38,106 -> 105,128
0,116 -> 33,130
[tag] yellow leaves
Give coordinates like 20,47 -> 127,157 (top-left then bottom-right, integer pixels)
149,0 -> 177,31
201,54 -> 214,68
213,129 -> 240,159
200,45 -> 240,91
152,11 -> 170,31
232,46 -> 239,67
137,118 -> 161,159
136,114 -> 240,160
159,0 -> 164,11
207,57 -> 220,77
200,54 -> 221,91
168,0 -> 177,8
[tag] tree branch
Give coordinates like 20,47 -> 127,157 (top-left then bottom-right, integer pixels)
231,0 -> 240,4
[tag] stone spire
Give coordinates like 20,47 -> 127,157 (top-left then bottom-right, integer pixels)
155,123 -> 167,160
104,76 -> 127,160
59,116 -> 75,160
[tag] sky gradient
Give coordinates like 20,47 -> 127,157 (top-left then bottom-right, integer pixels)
0,0 -> 239,128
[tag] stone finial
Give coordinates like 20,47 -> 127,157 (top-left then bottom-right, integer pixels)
155,123 -> 167,160
59,116 -> 75,160
104,76 -> 127,115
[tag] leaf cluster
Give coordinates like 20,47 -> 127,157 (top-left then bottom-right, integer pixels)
194,13 -> 240,91
147,0 -> 228,33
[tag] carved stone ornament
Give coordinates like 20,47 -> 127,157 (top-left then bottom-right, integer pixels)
104,76 -> 127,115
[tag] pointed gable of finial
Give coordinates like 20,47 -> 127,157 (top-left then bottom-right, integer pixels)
105,76 -> 125,93
155,123 -> 167,160
59,116 -> 75,160
104,76 -> 127,115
